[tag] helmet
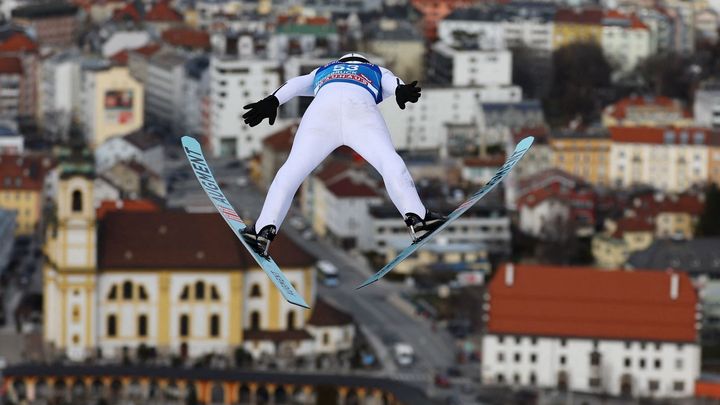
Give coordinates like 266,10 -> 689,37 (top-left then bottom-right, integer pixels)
338,52 -> 370,64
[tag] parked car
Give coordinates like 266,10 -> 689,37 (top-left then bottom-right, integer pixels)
434,373 -> 451,388
393,343 -> 414,367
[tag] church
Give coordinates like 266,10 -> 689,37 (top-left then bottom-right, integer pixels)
43,146 -> 355,362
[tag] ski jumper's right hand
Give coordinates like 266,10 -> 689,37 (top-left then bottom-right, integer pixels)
395,79 -> 421,110
243,95 -> 280,127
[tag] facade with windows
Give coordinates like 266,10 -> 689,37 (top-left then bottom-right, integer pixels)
608,127 -> 717,192
209,56 -> 281,158
482,264 -> 700,398
43,152 -> 354,361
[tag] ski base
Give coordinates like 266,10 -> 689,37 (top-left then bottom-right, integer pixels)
356,136 -> 535,289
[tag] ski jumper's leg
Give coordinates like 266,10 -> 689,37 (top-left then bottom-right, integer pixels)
341,88 -> 426,217
255,97 -> 341,231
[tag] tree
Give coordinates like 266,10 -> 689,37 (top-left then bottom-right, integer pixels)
697,183 -> 720,236
544,41 -> 612,126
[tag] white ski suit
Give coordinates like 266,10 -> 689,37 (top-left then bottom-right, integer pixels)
254,61 -> 426,231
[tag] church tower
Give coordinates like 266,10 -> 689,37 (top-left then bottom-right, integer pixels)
43,134 -> 98,360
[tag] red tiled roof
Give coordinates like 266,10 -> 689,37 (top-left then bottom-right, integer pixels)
325,177 -> 379,198
145,1 -> 182,22
609,126 -> 718,145
0,32 -> 38,53
243,329 -> 313,342
316,160 -> 352,181
112,2 -> 141,22
463,155 -> 506,168
487,264 -> 698,342
96,199 -> 159,220
131,43 -> 162,57
262,124 -> 297,152
0,57 -> 22,74
611,216 -> 654,238
605,96 -> 683,120
308,298 -> 354,326
632,193 -> 704,216
162,27 -> 210,49
0,154 -> 48,191
98,211 -> 316,269
556,8 -> 604,25
514,127 -> 549,144
110,49 -> 129,65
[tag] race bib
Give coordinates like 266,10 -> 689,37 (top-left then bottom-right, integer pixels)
313,62 -> 384,103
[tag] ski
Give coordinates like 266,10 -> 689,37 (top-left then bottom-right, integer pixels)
181,136 -> 310,309
356,136 -> 535,289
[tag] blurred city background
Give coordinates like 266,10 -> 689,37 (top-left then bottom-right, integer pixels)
0,0 -> 719,404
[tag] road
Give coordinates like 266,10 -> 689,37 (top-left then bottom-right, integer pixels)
166,155 -> 462,394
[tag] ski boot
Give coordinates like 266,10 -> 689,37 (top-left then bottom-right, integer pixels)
404,210 -> 447,242
240,224 -> 277,258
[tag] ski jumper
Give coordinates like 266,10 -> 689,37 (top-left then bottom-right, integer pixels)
254,61 -> 427,231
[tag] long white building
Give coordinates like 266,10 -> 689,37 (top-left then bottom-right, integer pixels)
209,56 -> 281,158
146,51 -> 187,136
427,42 -> 513,87
482,264 -> 700,398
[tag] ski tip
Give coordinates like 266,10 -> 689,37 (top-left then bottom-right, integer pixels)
288,297 -> 311,309
517,136 -> 534,149
355,278 -> 378,290
181,135 -> 200,148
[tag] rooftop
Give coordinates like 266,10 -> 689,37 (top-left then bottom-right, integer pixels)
487,263 -> 698,342
11,2 -> 78,19
98,212 -> 315,270
0,154 -> 49,191
145,1 -> 183,22
0,57 -> 22,74
307,298 -> 354,327
609,127 -> 720,145
162,27 -> 210,50
628,238 -> 720,275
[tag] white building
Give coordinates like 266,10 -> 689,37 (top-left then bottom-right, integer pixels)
209,56 -> 282,158
40,51 -> 80,137
694,80 -> 720,128
0,121 -> 22,154
100,31 -> 152,58
427,42 -> 512,87
146,51 -> 187,136
438,6 -> 555,54
370,204 -> 511,255
482,264 -> 700,398
601,11 -> 652,74
94,130 -> 163,175
379,87 -> 521,152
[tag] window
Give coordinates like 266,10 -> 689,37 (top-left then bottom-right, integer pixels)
590,351 -> 601,366
514,353 -> 521,363
513,374 -> 520,384
655,342 -> 661,351
531,337 -> 538,345
589,378 -> 601,388
210,314 -> 220,337
210,286 -> 220,300
497,374 -> 505,383
648,380 -> 659,391
72,305 -> 80,323
530,354 -> 537,363
640,342 -> 646,350
71,190 -> 82,212
498,336 -> 504,343
529,373 -> 536,385
560,355 -> 566,365
515,336 -> 521,344
497,352 -> 504,362
139,286 -> 148,300
624,357 -> 631,367
250,283 -> 262,298
195,281 -> 205,300
675,358 -> 683,370
122,281 -> 133,299
639,359 -> 646,369
180,314 -> 189,337
250,311 -> 260,330
322,332 -> 329,345
673,381 -> 685,392
107,314 -> 117,337
654,359 -> 661,369
107,285 -> 117,300
138,315 -> 148,337
286,312 -> 296,330
560,338 -> 567,347
180,286 -> 189,300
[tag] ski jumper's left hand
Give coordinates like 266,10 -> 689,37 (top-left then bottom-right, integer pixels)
395,79 -> 421,109
243,95 -> 280,127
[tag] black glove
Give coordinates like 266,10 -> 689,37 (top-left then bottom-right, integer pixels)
395,79 -> 421,110
242,95 -> 280,127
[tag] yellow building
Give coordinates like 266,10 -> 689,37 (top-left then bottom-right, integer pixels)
592,217 -> 655,269
81,65 -> 143,148
550,131 -> 611,186
553,8 -> 603,49
0,154 -> 50,235
43,147 -> 352,362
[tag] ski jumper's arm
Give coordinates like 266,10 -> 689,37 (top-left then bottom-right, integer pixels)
272,69 -> 318,105
379,67 -> 403,101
